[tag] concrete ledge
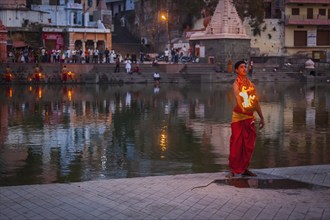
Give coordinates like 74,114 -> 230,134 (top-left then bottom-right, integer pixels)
157,63 -> 186,73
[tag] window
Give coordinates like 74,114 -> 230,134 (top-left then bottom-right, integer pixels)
319,9 -> 326,16
88,0 -> 93,7
294,31 -> 307,46
307,8 -> 313,19
292,8 -> 300,16
264,2 -> 272,19
274,9 -> 282,19
49,0 -> 58,5
73,12 -> 77,24
317,30 -> 330,46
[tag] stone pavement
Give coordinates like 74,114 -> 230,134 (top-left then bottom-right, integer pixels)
1,165 -> 329,220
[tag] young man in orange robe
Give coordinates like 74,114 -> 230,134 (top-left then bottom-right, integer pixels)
227,60 -> 265,178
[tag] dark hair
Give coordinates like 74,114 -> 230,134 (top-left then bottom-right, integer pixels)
234,60 -> 246,70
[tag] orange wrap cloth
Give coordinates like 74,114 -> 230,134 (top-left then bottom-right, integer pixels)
229,114 -> 256,174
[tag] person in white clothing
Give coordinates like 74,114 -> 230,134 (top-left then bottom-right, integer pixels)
153,72 -> 160,84
110,51 -> 115,63
164,48 -> 169,63
72,49 -> 77,63
125,59 -> 132,73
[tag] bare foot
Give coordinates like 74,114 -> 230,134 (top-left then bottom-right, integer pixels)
225,172 -> 235,178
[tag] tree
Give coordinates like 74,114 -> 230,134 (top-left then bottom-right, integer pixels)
233,0 -> 265,36
170,0 -> 218,31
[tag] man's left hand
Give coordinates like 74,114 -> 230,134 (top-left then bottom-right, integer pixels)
259,119 -> 265,129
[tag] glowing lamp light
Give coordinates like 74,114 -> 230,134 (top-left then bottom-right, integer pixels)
161,14 -> 167,21
239,86 -> 255,108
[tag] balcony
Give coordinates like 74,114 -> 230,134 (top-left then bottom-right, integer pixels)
286,15 -> 330,25
286,0 -> 330,4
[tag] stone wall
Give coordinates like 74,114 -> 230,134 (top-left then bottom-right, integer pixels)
196,38 -> 250,71
245,19 -> 284,57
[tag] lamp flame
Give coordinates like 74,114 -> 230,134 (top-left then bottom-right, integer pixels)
239,86 -> 255,108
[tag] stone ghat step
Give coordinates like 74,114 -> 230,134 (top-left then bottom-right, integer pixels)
2,63 -> 328,84
3,72 -> 328,84
93,65 -> 161,73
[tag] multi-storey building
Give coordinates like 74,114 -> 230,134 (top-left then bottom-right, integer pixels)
284,0 -> 330,61
105,0 -> 135,17
0,0 -> 113,53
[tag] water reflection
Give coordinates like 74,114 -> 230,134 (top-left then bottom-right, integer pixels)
0,83 -> 329,186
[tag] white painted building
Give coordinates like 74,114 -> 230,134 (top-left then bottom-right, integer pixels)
31,3 -> 83,27
0,8 -> 50,28
105,0 -> 135,16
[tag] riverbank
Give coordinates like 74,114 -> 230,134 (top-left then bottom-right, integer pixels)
0,165 -> 329,220
1,63 -> 330,84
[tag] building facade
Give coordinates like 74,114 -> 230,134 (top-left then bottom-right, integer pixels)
284,0 -> 330,60
0,0 -> 113,56
105,0 -> 135,17
0,20 -> 8,62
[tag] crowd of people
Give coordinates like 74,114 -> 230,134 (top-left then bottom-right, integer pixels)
7,45 -> 197,65
162,45 -> 196,64
3,45 -> 196,84
7,47 -> 128,64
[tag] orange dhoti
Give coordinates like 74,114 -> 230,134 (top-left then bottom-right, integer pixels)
229,111 -> 256,174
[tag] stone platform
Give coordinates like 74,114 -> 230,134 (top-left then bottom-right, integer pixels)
0,165 -> 329,219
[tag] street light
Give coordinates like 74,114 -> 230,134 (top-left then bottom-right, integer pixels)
160,10 -> 171,48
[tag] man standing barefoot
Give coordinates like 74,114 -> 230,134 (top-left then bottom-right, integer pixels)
227,60 -> 265,178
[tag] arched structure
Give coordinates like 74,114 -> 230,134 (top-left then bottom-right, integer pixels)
67,28 -> 111,51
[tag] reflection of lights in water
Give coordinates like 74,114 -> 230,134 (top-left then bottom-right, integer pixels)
101,155 -> 107,170
38,88 -> 42,99
154,86 -> 160,94
160,124 -> 168,159
67,89 -> 72,101
28,86 -> 33,92
9,87 -> 13,97
107,112 -> 113,124
125,92 -> 131,107
164,103 -> 170,114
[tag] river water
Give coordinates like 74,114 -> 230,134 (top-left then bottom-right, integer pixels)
0,82 -> 329,186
